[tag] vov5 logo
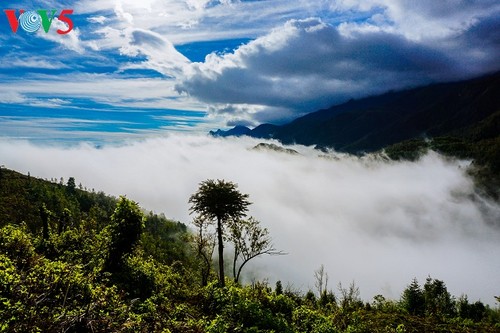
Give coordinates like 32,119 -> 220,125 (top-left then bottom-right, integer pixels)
4,9 -> 74,34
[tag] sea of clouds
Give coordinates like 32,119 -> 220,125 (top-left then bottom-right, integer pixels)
1,134 -> 499,303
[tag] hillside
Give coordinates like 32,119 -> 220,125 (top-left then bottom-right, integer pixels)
0,167 -> 189,258
1,167 -> 500,332
213,71 -> 499,155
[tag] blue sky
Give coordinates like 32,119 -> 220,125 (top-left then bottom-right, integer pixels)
0,0 -> 499,143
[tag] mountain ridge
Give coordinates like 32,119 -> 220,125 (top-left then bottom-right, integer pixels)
211,71 -> 500,154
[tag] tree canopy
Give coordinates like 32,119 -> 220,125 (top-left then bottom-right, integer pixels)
189,179 -> 251,222
189,179 -> 251,287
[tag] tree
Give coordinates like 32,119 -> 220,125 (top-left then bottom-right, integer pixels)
66,177 -> 76,194
314,264 -> 329,297
105,196 -> 144,273
189,179 -> 250,287
423,277 -> 454,317
192,216 -> 216,286
228,217 -> 283,283
58,208 -> 72,234
39,203 -> 51,240
401,278 -> 425,316
457,295 -> 486,322
275,280 -> 283,295
338,281 -> 362,310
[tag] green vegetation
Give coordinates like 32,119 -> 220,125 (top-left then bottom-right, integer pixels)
384,111 -> 500,198
1,167 -> 499,332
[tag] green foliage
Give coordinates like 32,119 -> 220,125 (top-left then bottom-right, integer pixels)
0,250 -> 132,332
423,277 -> 455,318
401,278 -> 425,316
384,139 -> 429,161
0,225 -> 36,269
228,217 -> 281,283
293,305 -> 337,333
1,168 -> 500,332
401,277 -> 458,320
189,179 -> 251,223
457,295 -> 487,322
275,280 -> 283,295
191,216 -> 216,286
141,212 -> 188,265
338,281 -> 363,311
0,168 -> 116,233
384,132 -> 500,198
121,252 -> 185,300
105,196 -> 144,273
66,176 -> 76,194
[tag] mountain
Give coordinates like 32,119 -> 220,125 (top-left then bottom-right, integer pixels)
210,125 -> 251,137
252,143 -> 299,155
213,71 -> 500,153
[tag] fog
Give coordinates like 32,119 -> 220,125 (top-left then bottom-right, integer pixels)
1,135 -> 499,304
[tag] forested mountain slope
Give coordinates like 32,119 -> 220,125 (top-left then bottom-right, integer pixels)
214,71 -> 499,154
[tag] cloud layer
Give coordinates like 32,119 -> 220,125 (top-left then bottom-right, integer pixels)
2,1 -> 499,137
1,135 -> 499,303
178,11 -> 500,124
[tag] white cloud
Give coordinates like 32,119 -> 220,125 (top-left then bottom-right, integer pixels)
87,16 -> 107,24
0,91 -> 26,104
0,116 -> 127,141
118,28 -> 191,76
26,97 -> 72,108
0,135 -> 498,304
75,0 -> 315,43
177,10 -> 499,125
35,17 -> 85,53
3,0 -> 500,133
0,57 -> 69,70
72,0 -> 500,45
176,19 -> 438,119
0,73 -> 205,111
378,0 -> 500,40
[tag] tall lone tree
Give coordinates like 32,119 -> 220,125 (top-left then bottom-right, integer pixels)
189,179 -> 250,287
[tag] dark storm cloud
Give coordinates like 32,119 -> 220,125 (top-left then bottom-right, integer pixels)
451,14 -> 500,76
177,12 -> 499,124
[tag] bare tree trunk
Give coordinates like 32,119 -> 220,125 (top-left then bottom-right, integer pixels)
233,251 -> 238,282
217,217 -> 225,287
201,255 -> 210,286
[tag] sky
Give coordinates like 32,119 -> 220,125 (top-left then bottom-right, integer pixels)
0,0 -> 499,142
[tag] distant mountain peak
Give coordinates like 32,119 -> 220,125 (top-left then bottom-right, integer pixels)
209,71 -> 500,153
252,143 -> 299,155
210,125 -> 251,137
